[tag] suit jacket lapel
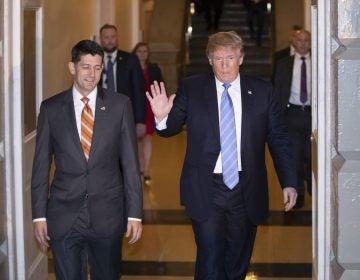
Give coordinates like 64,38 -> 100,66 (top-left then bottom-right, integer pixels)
240,75 -> 254,153
204,74 -> 220,146
88,87 -> 107,162
62,89 -> 86,162
286,56 -> 295,100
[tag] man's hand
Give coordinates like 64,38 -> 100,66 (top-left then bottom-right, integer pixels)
136,123 -> 146,139
283,187 -> 298,211
34,221 -> 50,247
146,81 -> 176,122
125,220 -> 142,244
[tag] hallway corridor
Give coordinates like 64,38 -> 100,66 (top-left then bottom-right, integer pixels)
92,131 -> 312,279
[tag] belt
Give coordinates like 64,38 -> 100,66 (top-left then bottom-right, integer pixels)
213,172 -> 242,180
287,103 -> 311,112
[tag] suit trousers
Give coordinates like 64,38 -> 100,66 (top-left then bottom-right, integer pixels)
286,106 -> 312,195
50,197 -> 123,280
191,174 -> 257,280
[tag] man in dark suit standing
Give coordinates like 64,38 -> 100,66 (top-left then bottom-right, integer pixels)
100,24 -> 146,139
31,40 -> 143,279
146,31 -> 298,279
273,29 -> 312,208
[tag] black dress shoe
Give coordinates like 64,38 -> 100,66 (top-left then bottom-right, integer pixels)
294,194 -> 304,209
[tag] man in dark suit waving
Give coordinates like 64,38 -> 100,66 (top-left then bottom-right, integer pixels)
31,40 -> 142,279
146,31 -> 298,279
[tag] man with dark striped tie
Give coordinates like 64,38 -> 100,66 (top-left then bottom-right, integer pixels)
273,29 -> 312,208
31,40 -> 143,279
147,31 -> 298,279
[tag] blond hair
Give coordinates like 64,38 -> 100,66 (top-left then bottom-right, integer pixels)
206,31 -> 244,57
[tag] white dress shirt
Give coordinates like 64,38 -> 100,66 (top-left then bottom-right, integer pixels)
156,75 -> 243,174
73,87 -> 97,137
213,75 -> 243,173
289,52 -> 311,106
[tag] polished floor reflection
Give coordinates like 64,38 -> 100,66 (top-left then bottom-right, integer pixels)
49,131 -> 312,279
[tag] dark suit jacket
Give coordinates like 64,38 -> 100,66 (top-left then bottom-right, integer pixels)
157,74 -> 296,225
115,50 -> 146,124
273,47 -> 291,63
31,87 -> 143,239
272,55 -> 295,109
147,63 -> 163,85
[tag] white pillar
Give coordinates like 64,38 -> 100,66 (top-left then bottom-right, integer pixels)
131,0 -> 141,46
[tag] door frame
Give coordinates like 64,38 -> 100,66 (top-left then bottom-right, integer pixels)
3,0 -> 44,278
311,0 -> 332,278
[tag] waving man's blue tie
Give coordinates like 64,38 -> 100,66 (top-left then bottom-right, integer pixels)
220,83 -> 239,189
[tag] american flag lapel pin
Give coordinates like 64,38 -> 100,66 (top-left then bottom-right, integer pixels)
247,90 -> 252,95
100,106 -> 106,111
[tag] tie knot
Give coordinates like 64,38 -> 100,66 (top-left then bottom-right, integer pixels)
223,83 -> 231,91
301,56 -> 306,61
81,96 -> 89,105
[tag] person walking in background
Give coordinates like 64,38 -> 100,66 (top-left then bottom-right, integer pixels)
243,0 -> 267,46
272,25 -> 303,82
31,40 -> 143,279
132,42 -> 163,185
100,24 -> 146,139
273,29 -> 312,208
146,31 -> 298,279
203,0 -> 225,31
273,25 -> 303,62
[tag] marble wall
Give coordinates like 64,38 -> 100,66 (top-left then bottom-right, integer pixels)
0,0 -> 8,277
334,0 -> 360,278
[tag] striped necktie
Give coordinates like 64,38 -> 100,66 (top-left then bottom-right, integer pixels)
220,83 -> 239,189
300,56 -> 307,104
80,97 -> 94,161
106,55 -> 115,92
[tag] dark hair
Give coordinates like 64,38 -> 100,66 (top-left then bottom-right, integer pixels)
292,25 -> 303,31
71,40 -> 104,63
100,24 -> 118,34
132,42 -> 150,64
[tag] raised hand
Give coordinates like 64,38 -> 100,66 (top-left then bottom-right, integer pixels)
146,81 -> 176,122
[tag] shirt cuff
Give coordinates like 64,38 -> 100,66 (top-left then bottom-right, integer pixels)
33,218 -> 46,222
155,116 -> 168,130
128,217 -> 142,222
128,217 -> 141,222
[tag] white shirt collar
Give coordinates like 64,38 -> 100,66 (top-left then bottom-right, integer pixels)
295,52 -> 310,60
215,74 -> 241,92
72,86 -> 97,110
105,50 -> 118,62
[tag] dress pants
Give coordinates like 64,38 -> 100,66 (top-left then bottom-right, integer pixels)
50,198 -> 123,280
204,0 -> 225,30
286,106 -> 312,195
243,0 -> 267,46
191,174 -> 257,280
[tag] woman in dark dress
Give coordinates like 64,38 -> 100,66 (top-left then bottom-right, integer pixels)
132,42 -> 163,184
